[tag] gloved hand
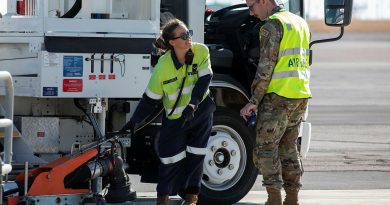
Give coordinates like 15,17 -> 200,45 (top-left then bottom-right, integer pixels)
121,119 -> 135,134
181,105 -> 196,127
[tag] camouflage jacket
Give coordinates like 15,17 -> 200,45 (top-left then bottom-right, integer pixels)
249,7 -> 284,106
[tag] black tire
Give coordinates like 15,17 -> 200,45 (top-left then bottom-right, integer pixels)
198,107 -> 258,205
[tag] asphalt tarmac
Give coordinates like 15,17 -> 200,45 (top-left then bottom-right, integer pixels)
126,33 -> 390,204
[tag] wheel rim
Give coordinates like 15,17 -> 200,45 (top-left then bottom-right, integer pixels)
202,125 -> 247,191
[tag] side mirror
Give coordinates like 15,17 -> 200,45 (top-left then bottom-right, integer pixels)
324,0 -> 353,27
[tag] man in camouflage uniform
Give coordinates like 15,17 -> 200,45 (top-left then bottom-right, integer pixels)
240,0 -> 311,205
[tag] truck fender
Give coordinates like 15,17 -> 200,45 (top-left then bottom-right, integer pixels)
210,76 -> 250,112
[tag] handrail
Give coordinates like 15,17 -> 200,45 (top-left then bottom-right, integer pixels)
0,71 -> 14,165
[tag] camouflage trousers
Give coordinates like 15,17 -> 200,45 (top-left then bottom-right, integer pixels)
253,93 -> 308,191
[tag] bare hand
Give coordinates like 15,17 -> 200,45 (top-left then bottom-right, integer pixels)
240,103 -> 257,120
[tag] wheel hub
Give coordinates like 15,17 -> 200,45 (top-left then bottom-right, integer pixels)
215,152 -> 225,164
203,128 -> 243,187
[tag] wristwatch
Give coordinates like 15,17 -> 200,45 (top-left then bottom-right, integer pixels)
249,97 -> 258,105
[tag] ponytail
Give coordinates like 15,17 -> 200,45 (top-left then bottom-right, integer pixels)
153,36 -> 170,55
153,18 -> 187,54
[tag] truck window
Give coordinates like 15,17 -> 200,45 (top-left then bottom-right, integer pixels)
160,0 -> 189,25
206,0 -> 303,17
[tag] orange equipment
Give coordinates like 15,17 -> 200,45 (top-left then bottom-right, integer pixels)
15,148 -> 98,196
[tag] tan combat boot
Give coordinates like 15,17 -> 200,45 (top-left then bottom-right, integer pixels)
264,188 -> 282,205
181,194 -> 198,205
283,189 -> 299,205
156,195 -> 169,205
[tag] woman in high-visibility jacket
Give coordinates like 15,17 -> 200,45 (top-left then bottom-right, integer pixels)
122,18 -> 215,205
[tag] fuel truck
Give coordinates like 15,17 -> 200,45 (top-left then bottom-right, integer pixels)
0,0 -> 352,204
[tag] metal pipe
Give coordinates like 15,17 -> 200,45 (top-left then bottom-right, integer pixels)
91,98 -> 107,194
309,27 -> 345,65
97,98 -> 107,137
0,119 -> 12,128
27,0 -> 30,16
309,27 -> 344,48
24,161 -> 28,196
29,0 -> 33,16
33,0 -> 36,16
0,157 -> 2,205
0,71 -> 14,165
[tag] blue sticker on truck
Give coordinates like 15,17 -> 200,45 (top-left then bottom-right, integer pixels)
63,56 -> 83,77
43,87 -> 58,96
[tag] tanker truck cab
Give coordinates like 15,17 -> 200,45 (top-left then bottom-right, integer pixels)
0,0 -> 353,204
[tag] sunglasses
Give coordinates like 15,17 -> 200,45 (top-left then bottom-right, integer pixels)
171,30 -> 193,40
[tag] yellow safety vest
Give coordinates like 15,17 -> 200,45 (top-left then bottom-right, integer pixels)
266,11 -> 311,98
145,42 -> 212,119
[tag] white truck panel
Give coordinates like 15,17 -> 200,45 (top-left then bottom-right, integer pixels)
39,52 -> 152,98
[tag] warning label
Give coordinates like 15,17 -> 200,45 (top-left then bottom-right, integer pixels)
108,74 -> 116,80
89,75 -> 96,80
43,87 -> 58,96
63,56 -> 83,77
63,79 -> 83,92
